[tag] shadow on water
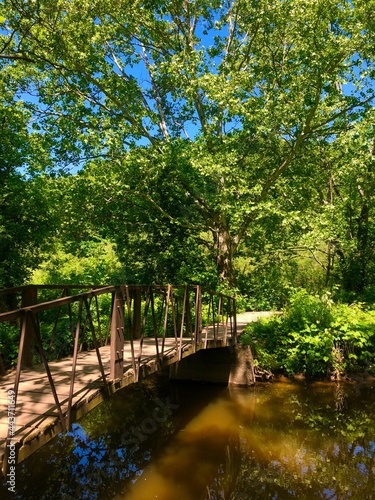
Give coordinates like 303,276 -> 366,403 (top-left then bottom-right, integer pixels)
0,373 -> 225,500
2,375 -> 375,499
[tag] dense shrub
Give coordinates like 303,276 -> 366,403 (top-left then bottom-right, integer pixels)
241,290 -> 375,378
0,323 -> 20,369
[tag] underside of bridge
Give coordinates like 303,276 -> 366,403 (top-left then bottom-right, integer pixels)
169,345 -> 256,386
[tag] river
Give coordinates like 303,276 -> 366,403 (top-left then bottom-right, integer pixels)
2,374 -> 375,499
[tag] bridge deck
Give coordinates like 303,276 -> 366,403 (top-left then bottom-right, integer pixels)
0,311 -> 274,470
0,338 -> 194,463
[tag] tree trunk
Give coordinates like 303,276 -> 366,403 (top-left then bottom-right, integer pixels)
213,227 -> 237,287
341,201 -> 370,294
356,202 -> 369,291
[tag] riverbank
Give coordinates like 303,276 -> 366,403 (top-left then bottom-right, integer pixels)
240,291 -> 375,379
272,371 -> 375,385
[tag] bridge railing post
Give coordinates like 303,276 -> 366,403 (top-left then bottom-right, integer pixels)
178,286 -> 188,359
222,296 -> 228,345
194,285 -> 202,350
233,297 -> 237,343
110,287 -> 125,380
21,286 -> 37,368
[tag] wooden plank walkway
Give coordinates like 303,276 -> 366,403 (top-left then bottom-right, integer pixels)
0,310 -> 275,470
0,338 -> 194,466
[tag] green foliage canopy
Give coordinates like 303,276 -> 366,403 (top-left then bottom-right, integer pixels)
2,0 -> 375,286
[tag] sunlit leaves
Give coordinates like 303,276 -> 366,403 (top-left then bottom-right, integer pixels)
1,0 -> 375,287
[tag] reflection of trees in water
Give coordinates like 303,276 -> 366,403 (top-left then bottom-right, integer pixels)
12,422 -> 164,500
9,377 -> 180,500
206,435 -> 241,500
208,431 -> 375,499
6,383 -> 375,500
61,405 -> 179,499
205,384 -> 375,500
334,382 -> 345,411
236,438 -> 375,499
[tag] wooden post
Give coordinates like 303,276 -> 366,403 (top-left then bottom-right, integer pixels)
132,287 -> 142,340
179,286 -> 187,359
186,289 -> 193,341
211,295 -> 216,340
217,294 -> 222,339
222,297 -> 229,346
194,286 -> 202,350
125,286 -> 137,379
110,288 -> 125,380
233,297 -> 237,344
21,286 -> 37,368
150,288 -> 161,369
161,286 -> 171,359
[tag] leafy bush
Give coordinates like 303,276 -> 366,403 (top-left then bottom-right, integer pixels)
241,290 -> 375,378
282,290 -> 333,332
0,322 -> 20,368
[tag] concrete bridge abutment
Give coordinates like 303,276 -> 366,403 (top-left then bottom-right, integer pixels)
169,345 -> 256,386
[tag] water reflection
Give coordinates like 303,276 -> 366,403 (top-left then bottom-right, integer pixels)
123,399 -> 240,500
2,378 -> 375,499
123,381 -> 375,499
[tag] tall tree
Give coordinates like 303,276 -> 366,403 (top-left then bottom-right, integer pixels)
294,118 -> 375,296
0,61 -> 53,288
1,0 -> 375,286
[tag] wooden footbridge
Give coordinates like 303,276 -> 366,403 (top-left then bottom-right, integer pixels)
0,284 -> 253,475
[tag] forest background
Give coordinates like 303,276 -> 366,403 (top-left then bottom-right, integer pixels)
1,1 -> 375,322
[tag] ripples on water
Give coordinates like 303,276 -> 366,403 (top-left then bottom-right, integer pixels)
3,376 -> 375,499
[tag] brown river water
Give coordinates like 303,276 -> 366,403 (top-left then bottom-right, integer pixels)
2,375 -> 375,499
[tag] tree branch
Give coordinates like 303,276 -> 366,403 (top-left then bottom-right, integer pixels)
236,79 -> 324,246
141,43 -> 170,139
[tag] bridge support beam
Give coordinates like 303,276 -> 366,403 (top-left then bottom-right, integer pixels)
110,287 -> 125,380
169,345 -> 256,386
